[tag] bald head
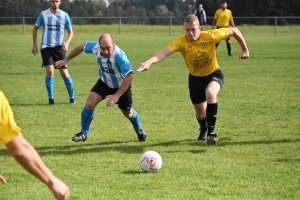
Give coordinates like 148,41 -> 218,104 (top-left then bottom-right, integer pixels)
99,34 -> 115,58
99,34 -> 114,44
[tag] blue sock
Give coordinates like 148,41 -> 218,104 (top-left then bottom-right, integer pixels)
45,76 -> 54,99
129,109 -> 142,132
81,107 -> 94,135
64,76 -> 75,99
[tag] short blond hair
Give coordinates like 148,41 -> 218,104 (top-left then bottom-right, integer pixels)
184,14 -> 200,25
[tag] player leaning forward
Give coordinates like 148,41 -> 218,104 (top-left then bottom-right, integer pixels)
56,34 -> 147,142
137,15 -> 249,145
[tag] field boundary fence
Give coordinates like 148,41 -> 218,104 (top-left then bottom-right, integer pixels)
0,16 -> 299,35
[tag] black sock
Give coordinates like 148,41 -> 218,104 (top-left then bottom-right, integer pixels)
197,117 -> 207,132
207,103 -> 218,135
227,43 -> 231,54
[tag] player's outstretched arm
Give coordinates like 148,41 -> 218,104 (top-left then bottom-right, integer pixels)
56,43 -> 85,68
136,48 -> 172,72
6,135 -> 70,200
229,28 -> 249,60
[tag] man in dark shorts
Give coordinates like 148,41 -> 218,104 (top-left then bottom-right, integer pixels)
137,15 -> 249,145
32,0 -> 75,105
55,34 -> 147,143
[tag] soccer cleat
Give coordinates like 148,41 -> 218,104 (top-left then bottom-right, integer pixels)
136,129 -> 147,142
228,54 -> 233,56
70,99 -> 76,105
207,133 -> 218,145
49,99 -> 56,105
72,132 -> 87,142
198,129 -> 207,141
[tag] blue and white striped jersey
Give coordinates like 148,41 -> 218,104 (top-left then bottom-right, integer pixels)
84,41 -> 133,89
35,8 -> 72,49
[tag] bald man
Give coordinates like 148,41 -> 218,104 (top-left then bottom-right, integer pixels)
55,34 -> 147,142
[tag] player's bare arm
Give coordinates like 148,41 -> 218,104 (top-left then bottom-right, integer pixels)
212,18 -> 216,29
229,28 -> 249,59
55,44 -> 85,68
106,73 -> 133,107
32,25 -> 39,55
136,48 -> 172,72
62,29 -> 74,52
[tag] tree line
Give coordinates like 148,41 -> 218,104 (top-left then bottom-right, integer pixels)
0,0 -> 299,25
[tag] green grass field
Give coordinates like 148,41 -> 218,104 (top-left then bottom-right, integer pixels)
0,25 -> 299,199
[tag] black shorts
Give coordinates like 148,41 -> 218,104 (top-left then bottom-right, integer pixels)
91,79 -> 132,111
188,69 -> 224,104
41,46 -> 67,69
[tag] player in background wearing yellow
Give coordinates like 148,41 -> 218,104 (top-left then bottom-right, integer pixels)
0,91 -> 69,200
212,1 -> 235,56
136,15 -> 249,145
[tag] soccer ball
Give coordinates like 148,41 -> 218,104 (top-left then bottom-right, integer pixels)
139,150 -> 162,172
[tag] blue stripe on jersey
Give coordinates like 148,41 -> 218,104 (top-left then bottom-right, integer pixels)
56,15 -> 61,46
47,15 -> 52,47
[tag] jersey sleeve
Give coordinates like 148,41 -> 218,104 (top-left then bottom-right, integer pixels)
0,91 -> 21,146
84,41 -> 98,54
64,13 -> 72,31
210,28 -> 230,43
167,37 -> 182,53
115,53 -> 133,77
35,12 -> 44,27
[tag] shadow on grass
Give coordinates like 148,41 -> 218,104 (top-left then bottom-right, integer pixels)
0,138 -> 299,157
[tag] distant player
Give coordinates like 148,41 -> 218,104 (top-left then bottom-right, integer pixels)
212,1 -> 235,56
32,0 -> 75,105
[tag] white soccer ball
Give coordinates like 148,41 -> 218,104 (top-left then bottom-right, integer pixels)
139,150 -> 162,172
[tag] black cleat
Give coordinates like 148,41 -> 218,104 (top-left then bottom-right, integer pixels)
49,99 -> 56,105
198,129 -> 207,141
136,129 -> 147,142
72,132 -> 87,142
228,54 -> 233,56
70,99 -> 76,105
207,133 -> 218,145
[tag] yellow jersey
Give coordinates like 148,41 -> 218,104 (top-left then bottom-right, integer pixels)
167,28 -> 229,77
214,8 -> 233,27
0,91 -> 21,146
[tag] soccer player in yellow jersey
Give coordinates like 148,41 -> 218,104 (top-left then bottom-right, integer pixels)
0,91 -> 69,200
212,1 -> 235,56
136,14 -> 249,145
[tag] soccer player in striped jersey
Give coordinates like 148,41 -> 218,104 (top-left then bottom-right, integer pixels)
0,91 -> 69,200
55,34 -> 147,143
136,15 -> 249,145
32,0 -> 75,105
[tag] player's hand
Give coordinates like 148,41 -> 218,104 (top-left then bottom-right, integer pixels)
48,177 -> 70,200
62,44 -> 69,53
238,50 -> 249,60
105,95 -> 119,107
55,60 -> 67,68
136,62 -> 150,72
32,46 -> 38,55
0,175 -> 7,184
